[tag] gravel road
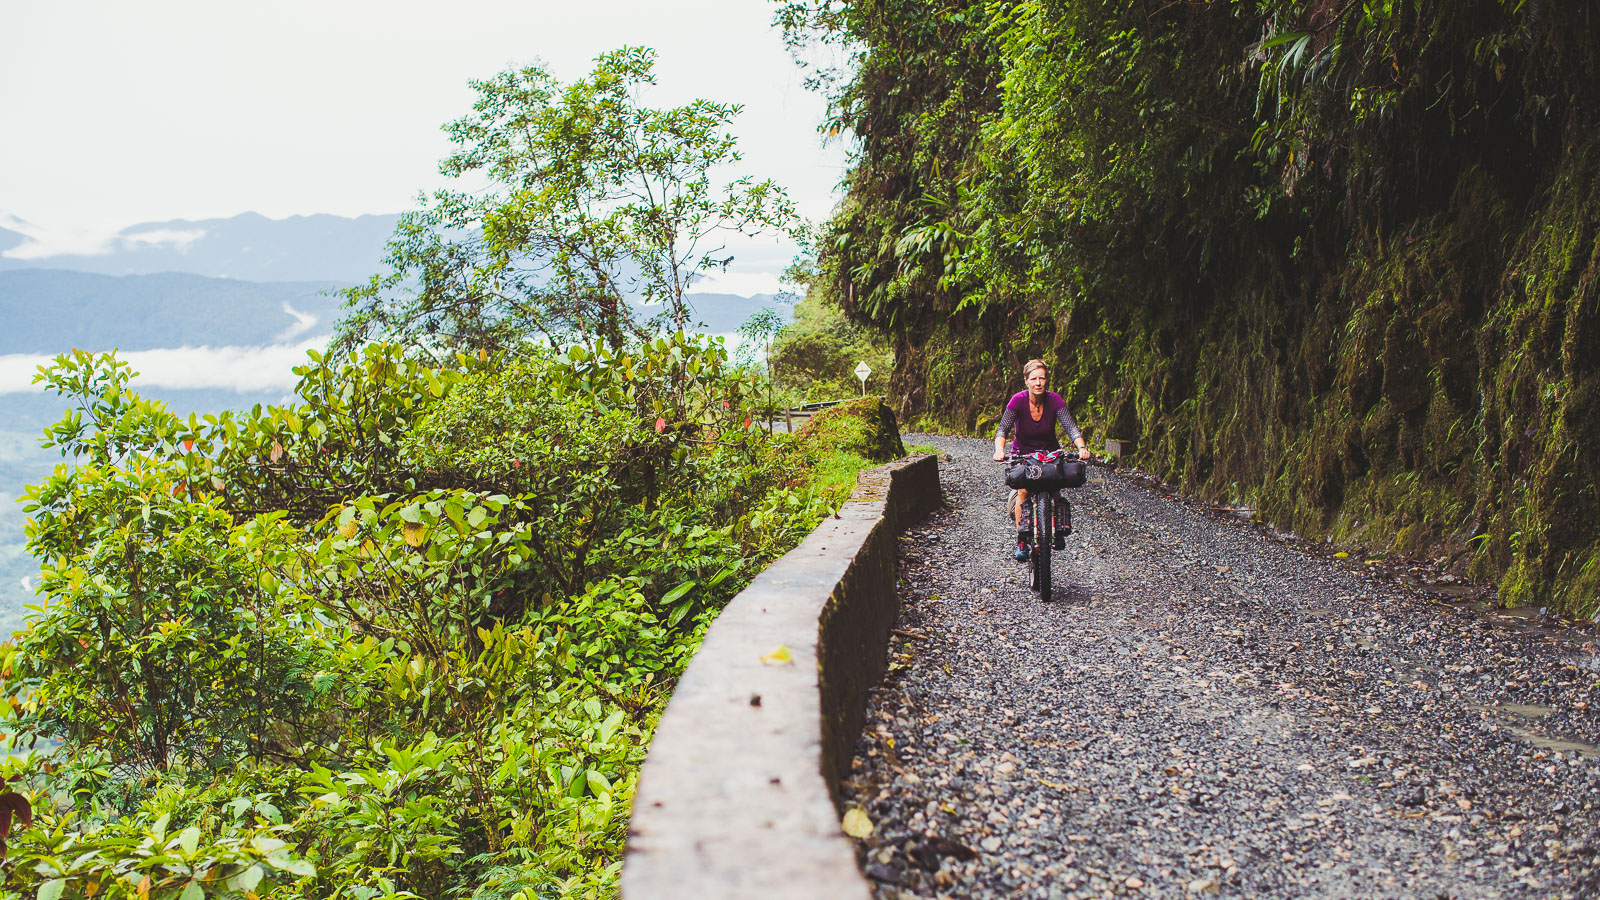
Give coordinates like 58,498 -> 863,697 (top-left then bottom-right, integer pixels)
843,435 -> 1600,899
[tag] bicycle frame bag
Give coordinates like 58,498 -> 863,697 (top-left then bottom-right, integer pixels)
1005,449 -> 1087,490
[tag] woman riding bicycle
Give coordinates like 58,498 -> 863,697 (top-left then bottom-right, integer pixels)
993,359 -> 1091,560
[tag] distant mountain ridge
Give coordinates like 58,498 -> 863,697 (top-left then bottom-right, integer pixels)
0,211 -> 398,282
0,269 -> 786,357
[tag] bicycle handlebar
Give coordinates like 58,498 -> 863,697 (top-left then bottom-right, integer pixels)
1000,448 -> 1089,463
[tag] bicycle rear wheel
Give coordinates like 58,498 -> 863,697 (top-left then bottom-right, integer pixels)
1033,493 -> 1053,602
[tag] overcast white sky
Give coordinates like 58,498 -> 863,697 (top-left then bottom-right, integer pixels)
0,0 -> 847,253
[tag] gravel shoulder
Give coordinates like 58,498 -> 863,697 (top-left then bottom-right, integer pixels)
844,435 -> 1600,899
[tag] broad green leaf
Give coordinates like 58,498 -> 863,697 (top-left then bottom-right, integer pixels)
251,836 -> 287,856
1258,30 -> 1308,52
236,866 -> 264,892
660,581 -> 696,604
278,858 -> 316,878
599,709 -> 626,743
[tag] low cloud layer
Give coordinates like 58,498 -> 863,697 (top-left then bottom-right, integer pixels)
687,270 -> 786,297
0,220 -> 210,260
0,340 -> 326,396
119,228 -> 207,250
0,214 -> 122,259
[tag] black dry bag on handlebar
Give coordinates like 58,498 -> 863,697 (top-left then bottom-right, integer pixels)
1005,451 -> 1087,490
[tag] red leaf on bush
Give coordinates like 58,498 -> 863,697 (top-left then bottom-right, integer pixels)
655,417 -> 667,433
0,790 -> 33,856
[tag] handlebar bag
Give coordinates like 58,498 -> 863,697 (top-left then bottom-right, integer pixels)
1005,452 -> 1087,490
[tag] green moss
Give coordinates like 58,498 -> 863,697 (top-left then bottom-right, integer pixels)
786,398 -> 910,510
796,397 -> 907,464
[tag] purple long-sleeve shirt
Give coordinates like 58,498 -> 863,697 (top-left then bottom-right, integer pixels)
997,390 -> 1082,454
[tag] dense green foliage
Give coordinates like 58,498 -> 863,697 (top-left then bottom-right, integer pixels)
768,289 -> 894,403
0,335 -> 875,899
0,46 -> 894,900
779,0 -> 1600,617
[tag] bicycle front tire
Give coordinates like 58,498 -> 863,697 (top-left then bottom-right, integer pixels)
1034,492 -> 1053,602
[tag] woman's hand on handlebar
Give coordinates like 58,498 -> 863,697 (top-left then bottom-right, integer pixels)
993,451 -> 1007,462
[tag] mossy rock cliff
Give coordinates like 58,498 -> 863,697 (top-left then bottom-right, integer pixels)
788,0 -> 1600,619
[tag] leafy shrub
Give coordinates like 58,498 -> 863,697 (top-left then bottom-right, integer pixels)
0,332 -> 869,900
769,290 -> 893,402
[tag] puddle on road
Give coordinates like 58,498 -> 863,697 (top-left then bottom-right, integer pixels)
1500,727 -> 1599,760
1477,702 -> 1554,719
1433,597 -> 1596,651
1395,573 -> 1482,598
1468,702 -> 1600,759
1440,597 -> 1541,622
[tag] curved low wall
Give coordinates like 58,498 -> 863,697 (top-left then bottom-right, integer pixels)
623,453 -> 941,899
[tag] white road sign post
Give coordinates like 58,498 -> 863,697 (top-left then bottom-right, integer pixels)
854,361 -> 872,396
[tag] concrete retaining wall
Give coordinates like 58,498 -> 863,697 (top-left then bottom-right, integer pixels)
623,453 -> 941,899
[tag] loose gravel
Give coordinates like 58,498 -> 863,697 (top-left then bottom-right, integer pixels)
843,435 -> 1600,899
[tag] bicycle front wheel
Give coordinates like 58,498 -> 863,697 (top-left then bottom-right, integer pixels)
1034,493 -> 1053,602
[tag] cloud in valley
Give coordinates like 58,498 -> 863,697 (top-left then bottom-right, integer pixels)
274,304 -> 321,342
0,219 -> 213,260
687,271 -> 787,297
119,228 -> 208,251
0,215 -> 123,259
0,340 -> 324,396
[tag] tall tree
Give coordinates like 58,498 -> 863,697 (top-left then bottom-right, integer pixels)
340,47 -> 795,355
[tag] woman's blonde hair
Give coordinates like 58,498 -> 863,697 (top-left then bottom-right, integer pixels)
1022,358 -> 1048,381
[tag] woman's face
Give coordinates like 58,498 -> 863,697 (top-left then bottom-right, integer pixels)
1025,367 -> 1048,396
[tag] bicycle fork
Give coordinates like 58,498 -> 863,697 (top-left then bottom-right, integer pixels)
1024,493 -> 1071,547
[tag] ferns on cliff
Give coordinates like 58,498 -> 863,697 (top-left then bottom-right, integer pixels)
780,0 -> 1600,616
